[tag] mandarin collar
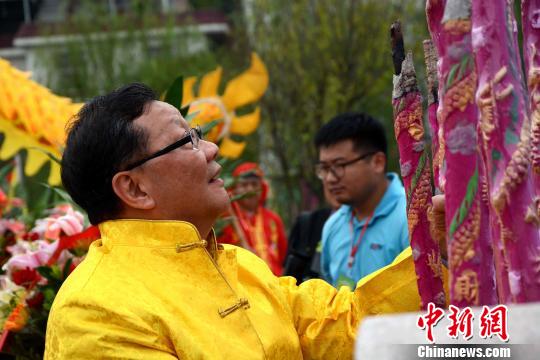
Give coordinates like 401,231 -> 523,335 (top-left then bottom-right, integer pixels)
98,219 -> 218,259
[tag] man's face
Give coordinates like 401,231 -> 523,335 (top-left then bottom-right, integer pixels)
234,176 -> 262,212
132,100 -> 229,224
318,139 -> 383,206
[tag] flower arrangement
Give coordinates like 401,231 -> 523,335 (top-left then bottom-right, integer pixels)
0,199 -> 98,359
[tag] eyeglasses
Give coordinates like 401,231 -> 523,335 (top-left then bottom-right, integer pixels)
315,151 -> 377,180
123,126 -> 202,171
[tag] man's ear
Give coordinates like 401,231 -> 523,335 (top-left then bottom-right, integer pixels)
111,171 -> 155,210
372,152 -> 387,174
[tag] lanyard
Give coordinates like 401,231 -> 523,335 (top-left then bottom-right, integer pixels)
347,211 -> 374,269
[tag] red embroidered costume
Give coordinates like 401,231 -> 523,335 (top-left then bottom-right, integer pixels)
218,162 -> 288,275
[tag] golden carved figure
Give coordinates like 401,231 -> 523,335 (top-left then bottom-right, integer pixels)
532,248 -> 540,285
491,125 -> 531,213
527,44 -> 540,175
394,97 -> 425,141
443,19 -> 472,35
477,67 -> 512,143
427,250 -> 443,279
525,197 -> 540,226
407,162 -> 432,235
450,199 -> 480,269
454,269 -> 479,305
439,72 -> 477,124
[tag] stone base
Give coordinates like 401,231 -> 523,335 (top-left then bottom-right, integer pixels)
355,302 -> 540,359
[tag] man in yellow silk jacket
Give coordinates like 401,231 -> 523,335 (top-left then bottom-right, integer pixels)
44,83 -> 442,359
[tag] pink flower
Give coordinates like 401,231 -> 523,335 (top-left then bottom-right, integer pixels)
51,204 -> 74,216
6,241 -> 33,256
32,206 -> 85,241
45,214 -> 84,239
3,241 -> 59,274
5,254 -> 41,271
0,219 -> 26,238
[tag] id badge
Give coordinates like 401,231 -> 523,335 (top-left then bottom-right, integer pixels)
336,273 -> 356,290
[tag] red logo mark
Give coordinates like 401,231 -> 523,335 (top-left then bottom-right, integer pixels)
447,305 -> 474,340
417,303 -> 445,343
479,305 -> 509,342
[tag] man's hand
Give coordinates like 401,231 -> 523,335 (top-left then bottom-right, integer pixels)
428,194 -> 447,261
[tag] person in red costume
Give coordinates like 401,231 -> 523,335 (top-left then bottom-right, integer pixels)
218,162 -> 288,275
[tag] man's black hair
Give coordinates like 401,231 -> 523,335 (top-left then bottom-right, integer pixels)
314,112 -> 388,157
61,83 -> 157,225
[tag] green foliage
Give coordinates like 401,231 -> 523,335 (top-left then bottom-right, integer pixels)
181,105 -> 191,118
246,0 -> 429,224
164,76 -> 185,112
0,161 -> 14,190
27,148 -> 61,166
37,0 -> 221,101
0,153 -> 82,228
200,118 -> 220,132
446,55 -> 473,90
36,259 -> 73,311
189,0 -> 240,14
448,166 -> 478,239
10,154 -> 60,226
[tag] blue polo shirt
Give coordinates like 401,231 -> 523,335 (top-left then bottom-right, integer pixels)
321,172 -> 409,288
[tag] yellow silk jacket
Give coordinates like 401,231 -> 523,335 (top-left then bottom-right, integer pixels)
45,219 -> 422,359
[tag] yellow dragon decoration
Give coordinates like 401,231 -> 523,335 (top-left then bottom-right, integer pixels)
0,53 -> 268,185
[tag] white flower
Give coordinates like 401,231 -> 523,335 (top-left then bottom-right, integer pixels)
0,276 -> 25,306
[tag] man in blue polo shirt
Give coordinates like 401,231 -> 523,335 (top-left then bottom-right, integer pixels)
315,112 -> 408,288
